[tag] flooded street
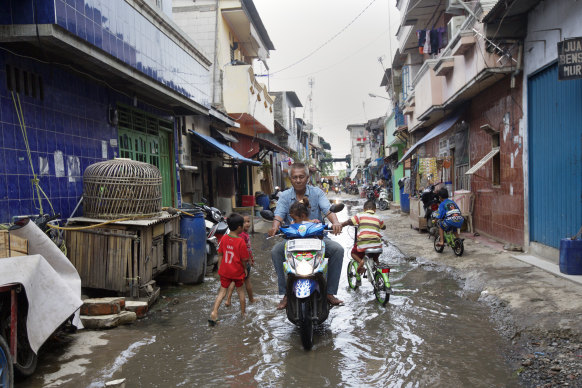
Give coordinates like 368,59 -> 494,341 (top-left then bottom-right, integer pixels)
23,201 -> 519,387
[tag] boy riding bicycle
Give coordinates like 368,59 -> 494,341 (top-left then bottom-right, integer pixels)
341,200 -> 385,274
433,188 -> 464,247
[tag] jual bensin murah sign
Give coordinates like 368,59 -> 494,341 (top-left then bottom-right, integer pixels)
558,37 -> 582,80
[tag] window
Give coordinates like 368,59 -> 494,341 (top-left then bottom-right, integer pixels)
491,133 -> 500,186
6,65 -> 43,100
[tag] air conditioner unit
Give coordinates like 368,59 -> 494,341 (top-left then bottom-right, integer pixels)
446,0 -> 465,15
447,16 -> 465,41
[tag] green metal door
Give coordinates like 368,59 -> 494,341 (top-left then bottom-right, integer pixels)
158,131 -> 173,207
117,104 -> 175,207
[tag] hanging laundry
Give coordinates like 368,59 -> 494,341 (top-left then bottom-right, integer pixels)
430,29 -> 440,55
437,27 -> 448,52
424,30 -> 431,55
417,30 -> 426,54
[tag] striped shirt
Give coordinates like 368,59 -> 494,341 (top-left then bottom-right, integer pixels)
351,210 -> 384,251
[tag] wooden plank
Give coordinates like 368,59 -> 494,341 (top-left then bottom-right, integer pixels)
153,223 -> 164,237
132,239 -> 139,298
0,231 -> 28,257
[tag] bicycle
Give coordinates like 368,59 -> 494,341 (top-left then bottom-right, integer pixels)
346,229 -> 392,306
432,218 -> 464,256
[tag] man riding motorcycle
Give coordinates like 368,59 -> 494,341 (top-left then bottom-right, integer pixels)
269,162 -> 344,310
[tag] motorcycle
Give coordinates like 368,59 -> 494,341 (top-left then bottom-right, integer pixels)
377,187 -> 390,211
420,185 -> 440,235
260,203 -> 344,350
181,200 -> 228,270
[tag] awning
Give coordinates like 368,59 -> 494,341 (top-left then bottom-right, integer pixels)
398,110 -> 464,165
370,157 -> 384,167
209,107 -> 240,128
189,130 -> 261,165
212,128 -> 239,143
465,147 -> 500,175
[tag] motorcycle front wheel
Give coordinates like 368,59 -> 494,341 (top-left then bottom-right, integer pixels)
373,272 -> 390,306
298,298 -> 314,350
434,235 -> 444,253
346,260 -> 360,289
453,238 -> 464,256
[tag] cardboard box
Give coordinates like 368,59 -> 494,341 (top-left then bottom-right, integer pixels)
0,230 -> 28,258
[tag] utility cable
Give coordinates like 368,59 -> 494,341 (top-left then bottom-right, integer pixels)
257,0 -> 379,77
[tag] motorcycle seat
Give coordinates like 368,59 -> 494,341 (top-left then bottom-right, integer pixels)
365,247 -> 383,254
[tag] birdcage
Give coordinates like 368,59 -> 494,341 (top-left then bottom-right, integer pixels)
83,159 -> 162,219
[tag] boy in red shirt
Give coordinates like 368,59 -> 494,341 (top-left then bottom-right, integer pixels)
209,213 -> 249,325
225,213 -> 256,306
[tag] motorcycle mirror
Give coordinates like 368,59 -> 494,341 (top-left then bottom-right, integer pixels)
260,209 -> 275,221
329,203 -> 345,213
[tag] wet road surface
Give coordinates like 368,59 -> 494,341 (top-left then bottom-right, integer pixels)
21,201 -> 519,387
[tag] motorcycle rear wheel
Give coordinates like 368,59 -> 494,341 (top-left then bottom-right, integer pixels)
298,299 -> 314,350
453,238 -> 464,256
373,272 -> 390,306
0,334 -> 13,388
346,260 -> 360,289
434,235 -> 444,253
378,200 -> 389,211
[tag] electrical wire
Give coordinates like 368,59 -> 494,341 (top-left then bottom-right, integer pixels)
268,26 -> 391,81
257,0 -> 379,77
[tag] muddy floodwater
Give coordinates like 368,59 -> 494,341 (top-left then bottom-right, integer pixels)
22,202 -> 520,387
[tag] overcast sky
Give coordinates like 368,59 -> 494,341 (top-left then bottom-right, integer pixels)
253,0 -> 400,163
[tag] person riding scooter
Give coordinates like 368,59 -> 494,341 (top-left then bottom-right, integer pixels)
433,188 -> 464,247
268,162 -> 344,310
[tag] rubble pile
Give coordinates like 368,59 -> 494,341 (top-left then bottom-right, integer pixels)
80,297 -> 148,329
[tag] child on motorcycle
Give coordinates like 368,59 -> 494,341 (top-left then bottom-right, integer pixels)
433,188 -> 464,247
341,199 -> 385,274
289,198 -> 320,224
209,213 -> 250,326
225,213 -> 256,307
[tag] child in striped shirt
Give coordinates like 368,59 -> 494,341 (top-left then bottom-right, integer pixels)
341,199 -> 385,273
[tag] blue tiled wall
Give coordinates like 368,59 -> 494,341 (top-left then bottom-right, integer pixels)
0,51 -> 177,223
0,0 -> 211,109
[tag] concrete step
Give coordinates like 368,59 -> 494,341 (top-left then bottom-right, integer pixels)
80,297 -> 126,316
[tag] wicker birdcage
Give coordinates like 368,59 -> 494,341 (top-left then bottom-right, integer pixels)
83,159 -> 162,219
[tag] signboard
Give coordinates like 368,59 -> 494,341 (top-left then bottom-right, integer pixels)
558,37 -> 582,80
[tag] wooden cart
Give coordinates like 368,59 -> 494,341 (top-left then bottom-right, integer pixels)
65,212 -> 185,297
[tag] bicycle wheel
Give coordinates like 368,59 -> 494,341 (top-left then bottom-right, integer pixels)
373,272 -> 390,306
453,238 -> 464,256
433,235 -> 444,253
346,260 -> 360,289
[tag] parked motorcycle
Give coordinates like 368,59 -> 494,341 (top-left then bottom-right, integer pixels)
181,200 -> 228,270
260,203 -> 345,350
420,185 -> 440,235
377,187 -> 390,211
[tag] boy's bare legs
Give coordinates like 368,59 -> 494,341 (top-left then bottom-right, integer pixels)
236,286 -> 246,317
352,253 -> 365,273
210,286 -> 228,321
225,282 -> 235,307
244,277 -> 256,303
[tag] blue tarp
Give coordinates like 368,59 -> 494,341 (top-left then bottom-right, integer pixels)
398,109 -> 464,165
189,130 -> 261,165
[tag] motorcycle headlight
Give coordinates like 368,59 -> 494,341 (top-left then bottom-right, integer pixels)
296,259 -> 314,276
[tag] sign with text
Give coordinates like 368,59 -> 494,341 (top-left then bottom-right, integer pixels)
558,37 -> 582,80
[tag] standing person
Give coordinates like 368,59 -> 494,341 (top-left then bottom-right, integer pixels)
225,213 -> 256,306
268,162 -> 344,310
209,213 -> 249,325
341,200 -> 385,273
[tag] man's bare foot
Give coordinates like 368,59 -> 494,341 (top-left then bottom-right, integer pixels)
249,298 -> 258,303
327,295 -> 344,306
276,295 -> 287,310
208,311 -> 219,326
225,301 -> 231,307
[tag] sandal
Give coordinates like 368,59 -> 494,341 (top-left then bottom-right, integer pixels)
327,295 -> 344,306
276,295 -> 287,310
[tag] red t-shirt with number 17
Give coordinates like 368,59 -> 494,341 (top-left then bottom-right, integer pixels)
218,234 -> 249,280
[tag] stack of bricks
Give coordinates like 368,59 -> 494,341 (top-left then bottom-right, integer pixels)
80,297 -> 149,329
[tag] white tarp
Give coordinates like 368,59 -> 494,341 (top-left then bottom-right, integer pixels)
0,255 -> 83,353
349,168 -> 360,180
10,219 -> 83,330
